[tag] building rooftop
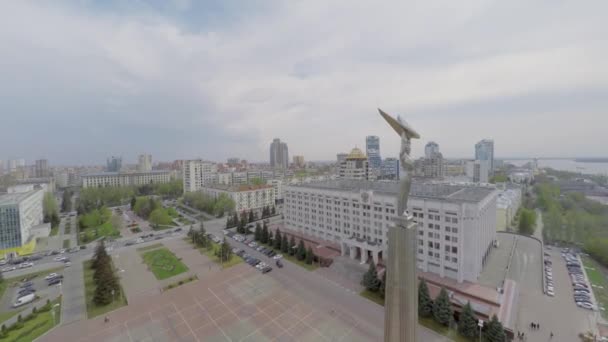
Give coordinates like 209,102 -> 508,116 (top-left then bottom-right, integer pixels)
0,190 -> 41,206
287,179 -> 497,203
83,170 -> 170,177
346,147 -> 367,160
204,184 -> 273,192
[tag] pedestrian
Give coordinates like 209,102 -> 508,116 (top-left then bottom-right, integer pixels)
550,332 -> 553,339
104,316 -> 109,323
537,323 -> 540,329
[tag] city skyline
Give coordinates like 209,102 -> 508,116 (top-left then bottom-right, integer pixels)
1,1 -> 607,165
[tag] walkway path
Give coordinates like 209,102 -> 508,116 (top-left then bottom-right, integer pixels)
534,209 -> 544,242
61,260 -> 86,324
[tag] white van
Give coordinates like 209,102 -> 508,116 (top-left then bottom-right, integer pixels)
13,293 -> 35,308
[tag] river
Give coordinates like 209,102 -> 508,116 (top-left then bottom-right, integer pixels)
504,159 -> 608,176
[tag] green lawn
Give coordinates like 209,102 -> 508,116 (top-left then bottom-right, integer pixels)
62,239 -> 70,249
136,243 -> 164,252
80,221 -> 120,244
419,317 -> 472,342
0,267 -> 64,300
360,289 -> 385,306
582,255 -> 608,318
83,260 -> 128,318
0,299 -> 62,342
0,309 -> 23,324
141,248 -> 188,280
200,243 -> 243,269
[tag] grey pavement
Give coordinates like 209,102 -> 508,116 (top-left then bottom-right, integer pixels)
479,233 -> 516,288
61,260 -> 86,323
112,248 -> 159,301
316,255 -> 366,293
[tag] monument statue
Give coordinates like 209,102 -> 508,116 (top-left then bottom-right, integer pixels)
378,108 -> 420,342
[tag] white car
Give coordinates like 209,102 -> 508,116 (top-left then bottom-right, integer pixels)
273,254 -> 283,260
577,302 -> 594,310
547,289 -> 555,297
54,256 -> 67,262
18,262 -> 34,269
64,262 -> 72,267
59,249 -> 66,254
1,266 -> 16,273
0,259 -> 7,266
547,286 -> 554,292
546,275 -> 553,281
45,273 -> 58,280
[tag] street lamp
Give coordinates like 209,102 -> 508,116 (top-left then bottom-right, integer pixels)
478,319 -> 484,342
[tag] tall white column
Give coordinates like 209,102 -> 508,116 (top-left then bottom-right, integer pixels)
372,250 -> 379,265
350,246 -> 357,260
361,249 -> 369,264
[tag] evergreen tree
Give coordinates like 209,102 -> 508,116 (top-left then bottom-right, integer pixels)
240,211 -> 248,225
92,240 -> 110,270
254,222 -> 261,241
261,224 -> 269,244
215,238 -> 233,262
458,302 -> 478,339
226,216 -> 232,228
248,210 -> 254,223
418,278 -> 433,318
296,240 -> 306,261
281,235 -> 289,253
289,236 -> 296,256
274,229 -> 282,250
233,212 -> 239,227
0,270 -> 4,284
268,230 -> 274,246
432,287 -> 453,327
61,190 -> 72,213
379,271 -> 386,299
361,262 -> 380,292
305,246 -> 314,264
130,196 -> 136,210
483,315 -> 506,342
271,206 -> 276,215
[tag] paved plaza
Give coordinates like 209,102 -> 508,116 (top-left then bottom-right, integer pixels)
40,265 -> 383,342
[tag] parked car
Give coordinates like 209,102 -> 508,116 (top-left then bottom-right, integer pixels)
44,273 -> 59,280
48,278 -> 62,286
276,260 -> 283,268
262,266 -> 272,274
13,294 -> 35,308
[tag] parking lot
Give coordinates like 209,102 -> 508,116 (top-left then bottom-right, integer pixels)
0,269 -> 63,314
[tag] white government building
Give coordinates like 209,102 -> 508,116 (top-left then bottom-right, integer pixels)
200,184 -> 276,212
284,180 -> 498,283
81,170 -> 171,188
0,190 -> 45,249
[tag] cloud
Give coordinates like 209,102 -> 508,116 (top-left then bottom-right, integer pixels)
0,0 -> 606,165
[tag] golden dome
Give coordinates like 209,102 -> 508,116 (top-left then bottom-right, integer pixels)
347,147 -> 367,160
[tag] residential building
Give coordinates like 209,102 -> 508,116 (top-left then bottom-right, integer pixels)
496,187 -> 522,231
381,158 -> 399,180
466,160 -> 490,183
293,155 -> 305,168
425,141 -> 440,159
0,190 -> 45,249
137,154 -> 152,172
200,184 -> 275,212
106,156 -> 122,172
423,152 -> 445,179
227,158 -> 240,165
475,139 -> 495,174
34,159 -> 49,178
183,160 -> 217,192
336,153 -> 348,164
339,148 -> 372,180
268,179 -> 284,204
283,179 -> 498,283
8,159 -> 25,173
269,138 -> 289,169
82,171 -> 171,188
365,136 -> 382,169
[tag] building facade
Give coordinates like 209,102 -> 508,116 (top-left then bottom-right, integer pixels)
270,138 -> 289,169
339,148 -> 372,180
34,159 -> 49,178
283,180 -> 498,283
183,160 -> 217,192
466,160 -> 490,183
200,184 -> 275,212
475,139 -> 495,174
293,155 -> 305,168
336,153 -> 348,165
496,187 -> 522,231
106,156 -> 122,172
381,158 -> 399,180
137,154 -> 152,172
82,171 -> 171,188
0,190 -> 45,249
365,136 -> 382,169
425,141 -> 440,159
423,152 -> 445,178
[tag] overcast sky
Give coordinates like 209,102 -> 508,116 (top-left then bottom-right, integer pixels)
1,1 -> 607,166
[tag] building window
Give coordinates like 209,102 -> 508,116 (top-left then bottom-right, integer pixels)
452,257 -> 458,263
452,227 -> 458,234
452,247 -> 458,253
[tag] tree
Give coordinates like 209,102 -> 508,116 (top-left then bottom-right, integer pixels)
296,240 -> 306,261
418,278 -> 433,318
379,271 -> 386,299
261,224 -> 269,244
0,270 -> 4,284
130,196 -> 136,210
289,236 -> 296,256
268,230 -> 274,246
432,287 -> 453,327
248,210 -> 254,223
271,206 -> 276,216
215,238 -> 232,262
305,246 -> 314,265
458,302 -> 478,339
483,315 -> 506,342
254,222 -> 261,241
281,235 -> 289,253
274,229 -> 282,250
361,262 -> 380,292
92,240 -> 110,271
149,208 -> 172,227
518,208 -> 537,235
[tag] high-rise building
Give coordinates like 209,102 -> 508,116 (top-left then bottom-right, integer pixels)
466,160 -> 490,183
336,153 -> 348,164
339,148 -> 372,180
381,158 -> 399,180
365,136 -> 382,169
106,156 -> 122,172
8,159 -> 25,173
137,154 -> 152,172
283,179 -> 498,283
293,155 -> 305,168
227,158 -> 240,165
34,159 -> 49,178
269,138 -> 289,169
423,152 -> 445,178
0,160 -> 4,175
182,160 -> 218,193
0,190 -> 45,249
475,139 -> 494,174
425,141 -> 440,159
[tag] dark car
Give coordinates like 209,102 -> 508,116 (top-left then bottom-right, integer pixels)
48,278 -> 62,286
154,236 -> 163,240
18,288 -> 35,296
20,281 -> 33,288
174,228 -> 183,233
268,251 -> 276,257
262,266 -> 272,274
276,260 -> 283,268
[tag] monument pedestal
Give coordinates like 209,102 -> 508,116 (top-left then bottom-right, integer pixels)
384,215 -> 418,342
